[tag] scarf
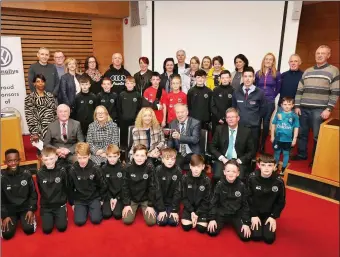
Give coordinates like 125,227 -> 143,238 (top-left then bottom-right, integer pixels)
86,69 -> 102,82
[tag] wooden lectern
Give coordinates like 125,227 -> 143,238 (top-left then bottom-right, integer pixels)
312,119 -> 339,182
1,115 -> 26,164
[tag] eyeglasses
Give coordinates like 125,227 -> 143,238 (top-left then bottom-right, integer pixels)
88,61 -> 96,64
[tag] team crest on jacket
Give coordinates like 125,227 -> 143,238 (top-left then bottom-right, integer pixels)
55,177 -> 61,183
21,180 -> 27,186
133,98 -> 137,102
272,186 -> 278,192
235,191 -> 241,197
89,174 -> 95,180
117,172 -> 122,178
228,94 -> 232,98
172,175 -> 177,181
143,174 -> 148,179
199,185 -> 205,191
204,94 -> 208,98
89,100 -> 93,104
110,99 -> 114,103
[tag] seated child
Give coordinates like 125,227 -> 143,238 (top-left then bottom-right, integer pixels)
68,142 -> 108,226
207,159 -> 251,241
181,154 -> 211,233
154,148 -> 182,226
1,149 -> 37,240
37,146 -> 68,234
101,144 -> 125,220
248,154 -> 286,244
122,144 -> 157,226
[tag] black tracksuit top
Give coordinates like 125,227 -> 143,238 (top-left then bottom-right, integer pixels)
247,170 -> 286,219
73,91 -> 97,123
154,164 -> 182,213
211,84 -> 234,121
122,160 -> 156,207
187,86 -> 212,123
68,160 -> 108,204
101,162 -> 125,200
96,91 -> 118,122
37,165 -> 68,208
209,177 -> 250,225
118,90 -> 142,121
1,168 -> 37,218
181,171 -> 211,216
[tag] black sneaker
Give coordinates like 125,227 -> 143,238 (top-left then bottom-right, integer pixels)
290,155 -> 307,161
279,167 -> 286,176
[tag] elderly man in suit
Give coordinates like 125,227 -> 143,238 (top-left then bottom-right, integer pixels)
167,103 -> 201,170
44,104 -> 84,163
210,107 -> 255,185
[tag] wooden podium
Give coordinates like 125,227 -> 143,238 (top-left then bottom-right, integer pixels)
312,119 -> 339,182
1,115 -> 26,164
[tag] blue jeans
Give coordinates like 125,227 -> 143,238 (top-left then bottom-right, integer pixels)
156,207 -> 178,227
297,107 -> 324,159
261,102 -> 276,149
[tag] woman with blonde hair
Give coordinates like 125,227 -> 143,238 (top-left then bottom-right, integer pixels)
58,57 -> 82,108
255,52 -> 282,153
86,105 -> 119,165
182,56 -> 200,93
201,56 -> 212,74
129,107 -> 165,162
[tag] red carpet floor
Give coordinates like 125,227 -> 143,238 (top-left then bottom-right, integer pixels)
2,189 -> 339,257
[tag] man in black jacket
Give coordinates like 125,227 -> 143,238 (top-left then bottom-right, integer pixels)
210,107 -> 255,184
174,49 -> 190,75
167,103 -> 201,170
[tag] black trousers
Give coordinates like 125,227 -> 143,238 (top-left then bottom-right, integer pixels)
102,199 -> 124,220
1,211 -> 36,240
251,215 -> 276,244
249,126 -> 260,153
207,215 -> 250,241
74,199 -> 103,226
176,153 -> 193,171
120,118 -> 135,150
41,205 -> 68,234
80,121 -> 92,139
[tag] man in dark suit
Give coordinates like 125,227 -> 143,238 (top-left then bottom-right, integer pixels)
210,107 -> 255,184
167,103 -> 201,170
44,104 -> 84,163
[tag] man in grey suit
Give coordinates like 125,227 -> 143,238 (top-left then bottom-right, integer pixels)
44,104 -> 84,163
167,103 -> 201,170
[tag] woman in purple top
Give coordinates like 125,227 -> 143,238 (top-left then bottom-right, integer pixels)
255,53 -> 282,153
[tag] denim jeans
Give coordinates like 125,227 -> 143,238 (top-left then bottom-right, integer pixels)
260,102 -> 276,149
297,107 -> 324,159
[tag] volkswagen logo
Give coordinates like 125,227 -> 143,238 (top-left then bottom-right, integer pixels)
1,46 -> 13,68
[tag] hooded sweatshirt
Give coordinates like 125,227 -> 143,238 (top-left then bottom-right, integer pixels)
103,64 -> 131,95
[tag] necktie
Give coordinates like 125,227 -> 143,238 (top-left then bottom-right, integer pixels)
180,123 -> 187,156
62,122 -> 67,141
226,129 -> 235,160
245,88 -> 250,100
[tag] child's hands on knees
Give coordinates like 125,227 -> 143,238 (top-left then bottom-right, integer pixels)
251,216 -> 261,230
122,206 -> 133,218
25,211 -> 35,225
207,220 -> 217,233
110,198 -> 117,211
157,211 -> 167,221
265,217 -> 276,232
191,212 -> 198,228
145,207 -> 156,219
1,217 -> 13,232
241,225 -> 251,238
169,213 -> 179,223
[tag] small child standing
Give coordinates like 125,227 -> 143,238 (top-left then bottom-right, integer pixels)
271,97 -> 299,175
181,154 -> 211,233
101,145 -> 125,220
154,148 -> 182,227
73,75 -> 97,137
37,146 -> 68,234
166,74 -> 187,124
68,142 -> 108,226
1,149 -> 37,240
248,154 -> 286,244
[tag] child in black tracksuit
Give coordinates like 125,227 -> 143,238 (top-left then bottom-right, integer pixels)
154,148 -> 182,227
96,77 -> 119,124
1,149 -> 37,240
118,76 -> 142,149
187,69 -> 212,130
122,144 -> 157,226
101,145 -> 125,220
248,154 -> 286,244
211,70 -> 234,135
68,142 -> 108,226
73,75 -> 97,137
181,154 -> 211,233
37,147 -> 68,234
207,160 -> 251,241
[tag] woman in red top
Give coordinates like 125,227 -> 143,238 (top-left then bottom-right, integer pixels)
166,74 -> 187,124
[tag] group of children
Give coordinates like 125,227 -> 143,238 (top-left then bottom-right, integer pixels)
1,144 -> 285,245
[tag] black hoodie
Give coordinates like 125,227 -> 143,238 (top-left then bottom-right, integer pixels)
68,160 -> 108,204
247,170 -> 286,219
209,177 -> 250,225
154,164 -> 182,213
37,164 -> 68,208
103,64 -> 131,95
211,84 -> 234,122
1,168 -> 38,218
187,85 -> 212,123
96,91 -> 119,122
118,89 -> 142,121
101,161 -> 125,200
122,160 -> 156,207
181,171 -> 211,217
